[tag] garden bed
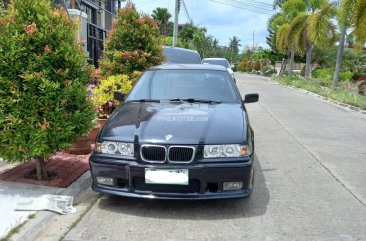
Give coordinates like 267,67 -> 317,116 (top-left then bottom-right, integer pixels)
272,76 -> 366,110
0,151 -> 91,188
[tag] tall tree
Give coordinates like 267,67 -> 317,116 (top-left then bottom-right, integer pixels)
350,0 -> 366,46
310,0 -> 366,86
307,2 -> 337,78
286,0 -> 335,79
334,0 -> 366,86
279,0 -> 307,76
271,12 -> 293,75
229,36 -> 241,62
151,7 -> 172,37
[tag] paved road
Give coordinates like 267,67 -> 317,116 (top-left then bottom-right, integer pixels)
64,73 -> 366,241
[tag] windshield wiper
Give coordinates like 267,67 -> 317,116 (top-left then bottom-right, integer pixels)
182,98 -> 221,104
169,98 -> 187,104
127,99 -> 160,103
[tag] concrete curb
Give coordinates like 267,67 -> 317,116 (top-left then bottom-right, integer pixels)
270,79 -> 366,116
60,171 -> 92,205
11,171 -> 93,241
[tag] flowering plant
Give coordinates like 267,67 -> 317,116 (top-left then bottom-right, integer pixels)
92,75 -> 133,118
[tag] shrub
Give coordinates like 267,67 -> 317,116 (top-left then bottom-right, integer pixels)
237,59 -> 252,72
339,71 -> 353,82
164,36 -> 184,48
0,0 -> 94,180
312,68 -> 333,80
261,65 -> 277,76
93,75 -> 133,118
253,60 -> 261,72
312,68 -> 353,82
100,3 -> 164,77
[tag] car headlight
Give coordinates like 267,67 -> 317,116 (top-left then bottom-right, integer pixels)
95,141 -> 134,157
204,144 -> 250,158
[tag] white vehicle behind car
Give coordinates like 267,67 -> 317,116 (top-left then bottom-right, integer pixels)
202,58 -> 235,82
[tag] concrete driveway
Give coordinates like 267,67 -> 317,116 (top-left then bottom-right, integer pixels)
64,73 -> 366,241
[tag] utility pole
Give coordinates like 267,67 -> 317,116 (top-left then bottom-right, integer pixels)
230,45 -> 233,63
252,30 -> 255,51
173,0 -> 179,47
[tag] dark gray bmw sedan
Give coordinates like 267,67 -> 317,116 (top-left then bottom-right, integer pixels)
90,64 -> 259,199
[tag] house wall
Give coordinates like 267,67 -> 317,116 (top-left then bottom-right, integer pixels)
55,0 -> 122,67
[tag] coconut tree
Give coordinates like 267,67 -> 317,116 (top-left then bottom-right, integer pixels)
333,0 -> 366,86
212,38 -> 219,56
229,36 -> 241,62
272,0 -> 307,76
310,0 -> 366,86
151,7 -> 172,37
348,0 -> 366,47
288,0 -> 336,79
273,0 -> 335,78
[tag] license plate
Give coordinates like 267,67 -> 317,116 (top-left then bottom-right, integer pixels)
145,168 -> 189,185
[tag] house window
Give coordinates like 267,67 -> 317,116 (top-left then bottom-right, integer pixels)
81,3 -> 96,24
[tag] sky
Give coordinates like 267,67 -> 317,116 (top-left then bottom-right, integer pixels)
124,0 -> 277,51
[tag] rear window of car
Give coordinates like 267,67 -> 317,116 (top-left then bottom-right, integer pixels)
202,59 -> 229,68
127,69 -> 239,103
163,48 -> 201,64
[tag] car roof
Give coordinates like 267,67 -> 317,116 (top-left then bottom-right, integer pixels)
163,46 -> 201,64
202,58 -> 229,61
149,64 -> 228,71
163,46 -> 199,54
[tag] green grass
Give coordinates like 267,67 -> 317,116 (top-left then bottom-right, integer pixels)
0,221 -> 27,241
0,213 -> 36,241
273,76 -> 366,110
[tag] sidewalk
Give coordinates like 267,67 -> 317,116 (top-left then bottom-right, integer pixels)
0,180 -> 63,238
0,153 -> 92,240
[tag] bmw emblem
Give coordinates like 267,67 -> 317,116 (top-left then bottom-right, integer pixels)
165,134 -> 173,141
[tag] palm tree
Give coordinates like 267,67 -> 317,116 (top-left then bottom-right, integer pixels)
268,12 -> 289,75
334,0 -> 366,87
350,0 -> 366,46
310,0 -> 366,86
151,7 -> 172,37
212,38 -> 219,54
272,0 -> 309,77
289,0 -> 335,79
229,36 -> 241,62
272,0 -> 335,79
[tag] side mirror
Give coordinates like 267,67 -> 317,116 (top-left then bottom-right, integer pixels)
243,93 -> 259,103
114,91 -> 125,101
230,64 -> 235,69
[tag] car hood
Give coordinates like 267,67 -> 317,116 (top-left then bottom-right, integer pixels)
99,102 -> 247,145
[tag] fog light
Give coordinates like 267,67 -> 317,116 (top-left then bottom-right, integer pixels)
96,176 -> 114,186
223,182 -> 243,191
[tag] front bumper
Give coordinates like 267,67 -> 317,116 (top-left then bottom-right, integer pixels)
90,154 -> 254,200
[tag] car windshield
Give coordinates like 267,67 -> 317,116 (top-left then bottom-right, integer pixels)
202,59 -> 229,68
163,48 -> 201,64
127,69 -> 239,103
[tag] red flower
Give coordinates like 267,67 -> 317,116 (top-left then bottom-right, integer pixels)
24,22 -> 37,35
44,45 -> 51,53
